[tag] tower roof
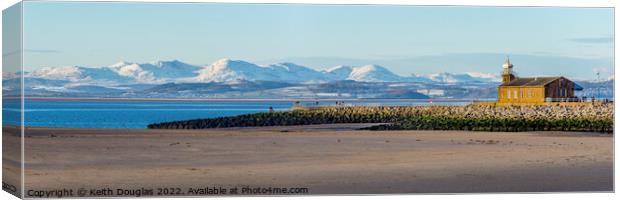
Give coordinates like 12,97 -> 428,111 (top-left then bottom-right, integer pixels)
502,56 -> 513,68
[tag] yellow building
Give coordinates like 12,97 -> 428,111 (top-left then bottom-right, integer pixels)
497,58 -> 582,104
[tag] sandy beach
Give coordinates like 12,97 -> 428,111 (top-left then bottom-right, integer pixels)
2,124 -> 613,196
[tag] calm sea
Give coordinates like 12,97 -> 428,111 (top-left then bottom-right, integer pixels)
2,99 -> 471,129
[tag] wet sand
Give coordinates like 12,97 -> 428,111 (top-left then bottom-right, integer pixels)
2,124 -> 613,196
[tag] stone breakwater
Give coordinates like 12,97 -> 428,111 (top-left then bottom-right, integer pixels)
409,104 -> 613,120
148,104 -> 613,133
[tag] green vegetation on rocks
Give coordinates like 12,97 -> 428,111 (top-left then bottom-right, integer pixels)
147,104 -> 613,133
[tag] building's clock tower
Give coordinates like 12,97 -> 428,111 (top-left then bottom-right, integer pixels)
501,57 -> 516,84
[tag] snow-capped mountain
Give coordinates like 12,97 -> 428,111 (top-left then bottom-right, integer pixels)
18,58 -> 503,86
346,65 -> 407,82
323,65 -> 433,82
195,59 -> 281,82
425,72 -> 500,83
108,60 -> 200,83
196,59 -> 332,83
267,62 -> 328,82
28,66 -> 133,85
323,65 -> 354,80
465,72 -> 501,82
27,60 -> 201,85
109,60 -> 201,83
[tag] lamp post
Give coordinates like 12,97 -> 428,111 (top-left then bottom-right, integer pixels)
596,72 -> 601,102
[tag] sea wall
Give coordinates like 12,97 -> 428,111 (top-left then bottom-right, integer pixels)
148,104 -> 613,133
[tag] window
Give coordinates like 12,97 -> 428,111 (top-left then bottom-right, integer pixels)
528,89 -> 532,98
514,91 -> 518,99
564,88 -> 567,97
507,90 -> 511,99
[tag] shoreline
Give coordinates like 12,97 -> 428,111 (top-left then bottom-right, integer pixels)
3,123 -> 613,136
7,123 -> 387,136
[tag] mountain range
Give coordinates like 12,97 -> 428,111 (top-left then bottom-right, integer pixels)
3,58 -> 612,99
11,58 -> 501,85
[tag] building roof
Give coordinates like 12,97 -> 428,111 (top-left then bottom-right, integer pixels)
500,77 -> 561,87
500,76 -> 583,90
500,76 -> 584,90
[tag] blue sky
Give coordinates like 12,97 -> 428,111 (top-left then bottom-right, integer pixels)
22,2 -> 613,79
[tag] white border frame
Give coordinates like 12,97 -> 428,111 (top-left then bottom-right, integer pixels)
0,1 -> 617,200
